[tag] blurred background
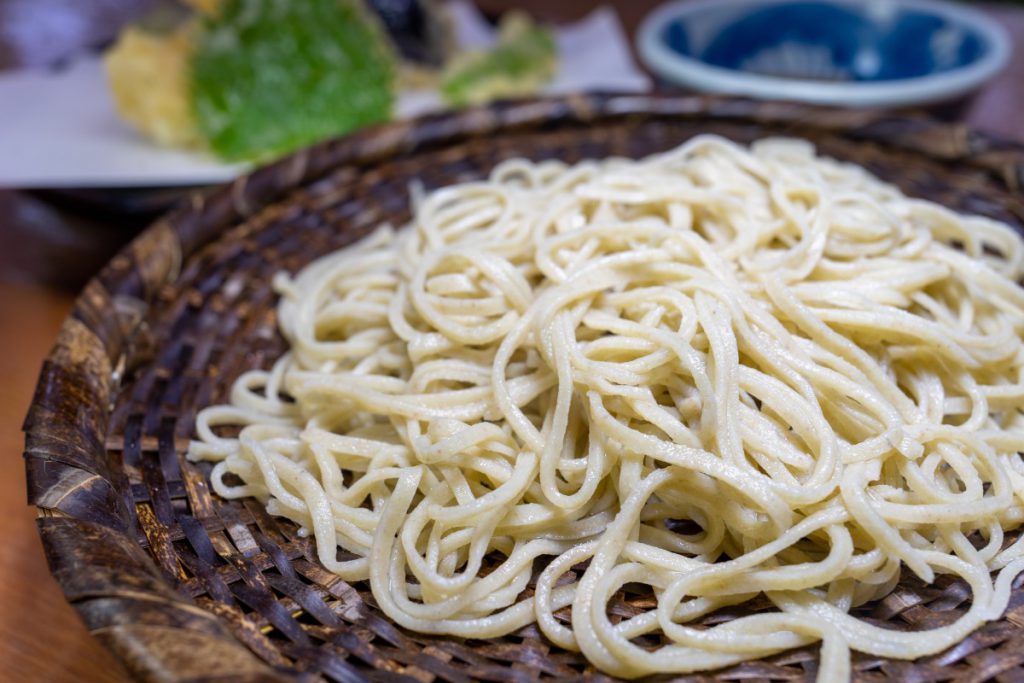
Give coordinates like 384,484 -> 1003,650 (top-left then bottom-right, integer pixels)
0,0 -> 1021,290
0,1 -> 1021,681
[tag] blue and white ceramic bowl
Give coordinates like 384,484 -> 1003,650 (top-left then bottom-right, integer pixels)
638,0 -> 1012,108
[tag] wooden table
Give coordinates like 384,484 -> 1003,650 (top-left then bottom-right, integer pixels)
1,3 -> 1023,682
0,282 -> 129,683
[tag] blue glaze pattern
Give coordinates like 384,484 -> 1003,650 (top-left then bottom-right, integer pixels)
663,1 -> 989,82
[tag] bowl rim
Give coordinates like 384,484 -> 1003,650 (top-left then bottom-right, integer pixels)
637,0 -> 1013,108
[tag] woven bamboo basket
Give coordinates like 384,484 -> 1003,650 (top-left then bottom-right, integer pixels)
24,94 -> 1024,683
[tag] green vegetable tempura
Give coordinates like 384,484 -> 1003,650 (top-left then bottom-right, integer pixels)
191,0 -> 395,161
441,13 -> 556,107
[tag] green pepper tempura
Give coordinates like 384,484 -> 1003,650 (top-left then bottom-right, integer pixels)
440,13 -> 556,107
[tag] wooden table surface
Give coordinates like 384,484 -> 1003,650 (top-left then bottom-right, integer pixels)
1,3 -> 1023,682
0,282 -> 130,683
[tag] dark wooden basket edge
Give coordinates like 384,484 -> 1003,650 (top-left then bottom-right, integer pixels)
21,93 -> 1024,683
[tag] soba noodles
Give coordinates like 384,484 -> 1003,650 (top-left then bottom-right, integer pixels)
189,136 -> 1024,681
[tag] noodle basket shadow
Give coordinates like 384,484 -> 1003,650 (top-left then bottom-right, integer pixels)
23,94 -> 1024,682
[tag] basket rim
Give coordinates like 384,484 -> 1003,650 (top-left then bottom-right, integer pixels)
22,93 -> 1024,683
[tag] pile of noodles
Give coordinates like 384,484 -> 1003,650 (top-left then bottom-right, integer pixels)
190,136 -> 1024,681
